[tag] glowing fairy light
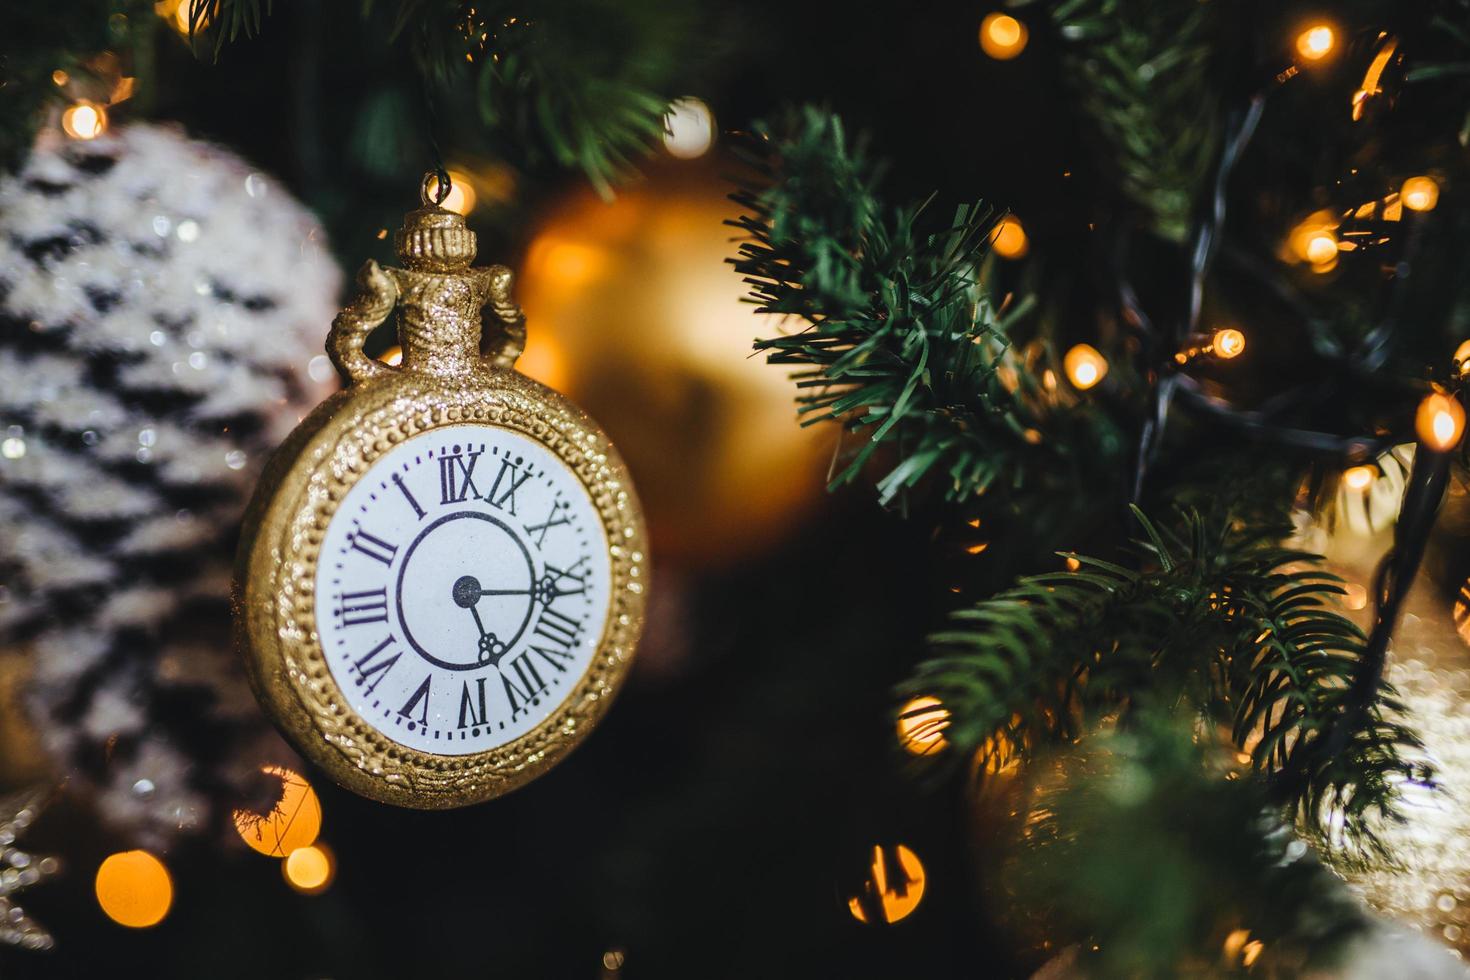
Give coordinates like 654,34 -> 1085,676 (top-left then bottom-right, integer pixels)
231,765 -> 322,857
979,13 -> 1028,60
662,97 -> 715,160
989,216 -> 1028,259
95,851 -> 172,928
61,101 -> 107,141
1454,339 -> 1470,378
847,845 -> 926,925
282,843 -> 335,894
1402,176 -> 1440,213
439,170 -> 478,216
1416,392 -> 1465,452
898,696 -> 951,756
1342,465 -> 1375,492
1064,343 -> 1108,390
1212,328 -> 1245,359
1305,231 -> 1338,265
1296,24 -> 1335,62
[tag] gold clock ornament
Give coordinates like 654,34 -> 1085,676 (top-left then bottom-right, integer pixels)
233,183 -> 647,809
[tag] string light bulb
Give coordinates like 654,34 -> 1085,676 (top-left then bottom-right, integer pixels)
897,696 -> 951,756
232,764 -> 322,857
979,13 -> 1028,60
847,845 -> 926,925
61,101 -> 107,141
1296,24 -> 1335,62
95,851 -> 172,928
662,97 -> 715,159
989,215 -> 1028,259
420,170 -> 477,216
1416,392 -> 1466,452
282,843 -> 335,894
1342,465 -> 1375,492
1401,176 -> 1440,213
1454,339 -> 1470,378
1064,343 -> 1108,390
1212,328 -> 1245,359
1305,230 -> 1338,265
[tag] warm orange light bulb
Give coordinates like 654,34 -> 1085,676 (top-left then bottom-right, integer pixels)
1212,328 -> 1245,359
95,851 -> 172,928
1342,465 -> 1375,492
980,13 -> 1028,60
898,696 -> 951,756
1454,339 -> 1470,378
1416,392 -> 1466,452
1305,231 -> 1338,265
283,843 -> 335,894
1296,24 -> 1335,62
61,101 -> 107,140
232,765 -> 322,857
990,215 -> 1028,259
1064,343 -> 1108,390
847,845 -> 926,925
1401,176 -> 1440,213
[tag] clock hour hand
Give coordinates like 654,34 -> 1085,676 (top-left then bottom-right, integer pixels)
451,575 -> 509,665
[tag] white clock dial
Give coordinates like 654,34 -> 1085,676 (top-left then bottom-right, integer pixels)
314,424 -> 612,755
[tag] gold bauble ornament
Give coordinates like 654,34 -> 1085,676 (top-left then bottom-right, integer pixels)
234,184 -> 647,808
516,162 -> 830,567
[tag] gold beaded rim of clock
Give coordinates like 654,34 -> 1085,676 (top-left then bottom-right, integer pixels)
236,376 -> 647,808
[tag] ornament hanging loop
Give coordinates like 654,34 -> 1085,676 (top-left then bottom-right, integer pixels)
421,168 -> 452,208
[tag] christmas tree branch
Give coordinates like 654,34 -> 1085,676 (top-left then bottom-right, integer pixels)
196,0 -> 687,194
908,506 -> 1430,846
730,106 -> 1123,506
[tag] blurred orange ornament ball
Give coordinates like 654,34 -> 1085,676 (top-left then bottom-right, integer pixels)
516,164 -> 830,566
95,850 -> 172,928
231,765 -> 322,857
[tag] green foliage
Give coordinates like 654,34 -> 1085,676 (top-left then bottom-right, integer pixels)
0,0 -> 135,169
731,107 -> 1125,506
910,506 -> 1430,845
197,0 -> 687,194
1018,0 -> 1221,242
1012,711 -> 1369,977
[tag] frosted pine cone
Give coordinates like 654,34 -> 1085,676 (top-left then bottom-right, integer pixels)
0,123 -> 340,847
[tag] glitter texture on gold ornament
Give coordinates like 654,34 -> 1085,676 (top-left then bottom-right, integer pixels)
234,184 -> 648,808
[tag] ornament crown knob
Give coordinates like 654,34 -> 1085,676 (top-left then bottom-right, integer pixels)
394,178 -> 477,271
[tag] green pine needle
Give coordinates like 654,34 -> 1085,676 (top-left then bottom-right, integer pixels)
909,506 -> 1431,848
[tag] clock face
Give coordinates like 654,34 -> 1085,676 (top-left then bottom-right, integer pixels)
314,424 -> 612,756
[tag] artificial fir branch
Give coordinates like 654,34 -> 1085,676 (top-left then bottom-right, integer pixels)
1011,711 -> 1371,977
909,506 -> 1430,846
1016,0 -> 1222,244
196,0 -> 687,193
731,107 -> 1124,506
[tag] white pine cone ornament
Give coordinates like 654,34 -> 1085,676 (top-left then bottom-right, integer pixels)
0,124 -> 340,847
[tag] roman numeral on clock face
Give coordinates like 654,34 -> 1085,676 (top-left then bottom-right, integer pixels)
439,449 -> 483,504
458,677 -> 489,729
524,501 -> 573,547
533,606 -> 584,650
500,651 -> 549,716
352,635 -> 401,695
336,588 -> 389,627
348,527 -> 398,565
486,457 -> 533,515
390,472 -> 426,519
399,675 -> 431,727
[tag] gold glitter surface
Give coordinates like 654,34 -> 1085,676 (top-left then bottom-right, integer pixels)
1311,491 -> 1470,957
233,201 -> 647,809
1341,580 -> 1470,956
